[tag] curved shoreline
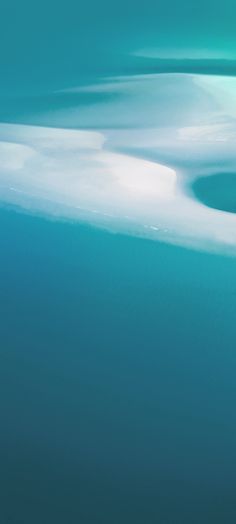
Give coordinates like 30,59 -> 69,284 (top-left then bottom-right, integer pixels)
1,73 -> 236,253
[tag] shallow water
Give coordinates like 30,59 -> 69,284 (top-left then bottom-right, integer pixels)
1,1 -> 236,522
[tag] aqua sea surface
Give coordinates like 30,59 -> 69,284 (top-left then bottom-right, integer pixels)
1,1 -> 236,523
2,208 -> 236,524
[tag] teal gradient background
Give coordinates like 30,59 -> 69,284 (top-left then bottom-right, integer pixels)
1,208 -> 236,523
1,1 -> 236,522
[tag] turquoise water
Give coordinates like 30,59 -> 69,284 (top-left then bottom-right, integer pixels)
1,0 -> 236,522
1,207 -> 236,523
192,173 -> 236,213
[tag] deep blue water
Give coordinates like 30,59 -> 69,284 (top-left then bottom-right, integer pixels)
1,207 -> 236,522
